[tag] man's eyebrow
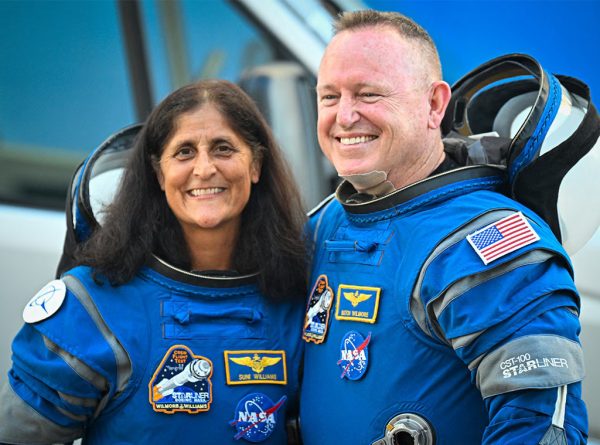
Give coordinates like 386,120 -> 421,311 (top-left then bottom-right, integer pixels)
316,84 -> 335,93
316,82 -> 380,93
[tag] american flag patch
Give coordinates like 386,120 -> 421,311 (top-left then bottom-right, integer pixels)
466,212 -> 540,265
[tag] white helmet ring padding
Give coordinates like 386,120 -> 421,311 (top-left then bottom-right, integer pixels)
442,53 -> 600,254
75,123 -> 143,237
56,123 -> 143,277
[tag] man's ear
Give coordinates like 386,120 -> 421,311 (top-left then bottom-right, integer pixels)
428,80 -> 452,130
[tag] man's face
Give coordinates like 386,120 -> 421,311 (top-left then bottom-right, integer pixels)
316,27 -> 435,187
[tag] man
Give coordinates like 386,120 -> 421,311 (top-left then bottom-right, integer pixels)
300,10 -> 588,445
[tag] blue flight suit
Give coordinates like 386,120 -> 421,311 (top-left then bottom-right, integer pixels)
0,257 -> 304,444
300,166 -> 588,445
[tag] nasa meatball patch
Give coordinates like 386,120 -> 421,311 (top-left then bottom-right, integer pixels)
230,393 -> 287,442
149,345 -> 213,414
337,330 -> 371,380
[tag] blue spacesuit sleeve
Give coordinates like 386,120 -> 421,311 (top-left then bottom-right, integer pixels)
474,305 -> 588,444
0,273 -> 128,444
483,382 -> 588,445
0,324 -> 103,443
414,210 -> 588,443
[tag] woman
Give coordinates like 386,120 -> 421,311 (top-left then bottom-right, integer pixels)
0,80 -> 307,444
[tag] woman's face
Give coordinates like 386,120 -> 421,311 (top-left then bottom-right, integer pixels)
157,103 -> 261,239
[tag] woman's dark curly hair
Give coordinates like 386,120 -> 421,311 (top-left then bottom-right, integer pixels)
76,79 -> 307,300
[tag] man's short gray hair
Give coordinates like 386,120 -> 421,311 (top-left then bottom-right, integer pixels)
334,9 -> 442,79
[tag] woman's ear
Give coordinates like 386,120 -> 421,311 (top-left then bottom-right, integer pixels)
251,158 -> 262,184
152,156 -> 165,191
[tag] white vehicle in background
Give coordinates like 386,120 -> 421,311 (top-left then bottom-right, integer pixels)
0,0 -> 339,382
0,0 -> 598,440
0,0 -> 338,403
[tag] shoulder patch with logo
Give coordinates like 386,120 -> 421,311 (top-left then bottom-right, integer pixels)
466,211 -> 540,265
230,393 -> 287,442
302,274 -> 334,344
335,284 -> 380,323
23,279 -> 66,323
149,345 -> 213,414
224,350 -> 287,385
337,330 -> 371,380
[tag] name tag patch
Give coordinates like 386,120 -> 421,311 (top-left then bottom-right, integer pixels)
335,284 -> 380,323
224,350 -> 287,385
230,393 -> 287,442
149,345 -> 213,414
